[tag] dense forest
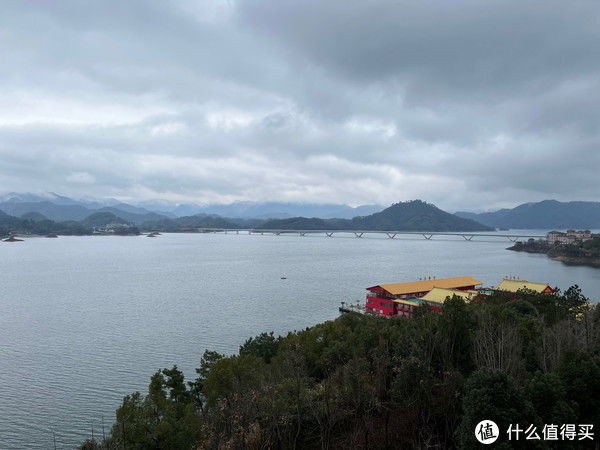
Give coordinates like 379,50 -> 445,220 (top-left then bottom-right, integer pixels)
80,286 -> 599,449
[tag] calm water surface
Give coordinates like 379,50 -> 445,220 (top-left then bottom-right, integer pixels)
1,232 -> 600,448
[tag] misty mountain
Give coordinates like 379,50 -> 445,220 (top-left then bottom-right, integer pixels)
1,192 -> 383,220
20,211 -> 49,222
0,201 -> 94,222
0,210 -> 28,228
455,200 -> 600,229
260,200 -> 492,231
0,199 -> 170,225
95,207 -> 168,225
0,210 -> 88,236
138,200 -> 384,219
0,192 -> 75,204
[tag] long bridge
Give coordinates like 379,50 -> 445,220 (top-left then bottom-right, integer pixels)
196,228 -> 545,242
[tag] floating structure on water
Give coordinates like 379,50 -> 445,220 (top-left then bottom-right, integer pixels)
341,276 -> 556,318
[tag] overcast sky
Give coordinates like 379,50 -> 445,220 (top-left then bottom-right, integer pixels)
1,0 -> 599,211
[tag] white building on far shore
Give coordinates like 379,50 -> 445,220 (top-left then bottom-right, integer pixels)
546,229 -> 592,245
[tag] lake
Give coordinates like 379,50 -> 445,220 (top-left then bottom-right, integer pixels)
1,232 -> 599,448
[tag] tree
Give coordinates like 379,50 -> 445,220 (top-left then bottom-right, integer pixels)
459,369 -> 538,449
560,285 -> 589,318
239,331 -> 281,363
188,350 -> 223,412
436,295 -> 475,374
202,354 -> 264,407
110,367 -> 201,449
525,372 -> 575,425
558,351 -> 600,425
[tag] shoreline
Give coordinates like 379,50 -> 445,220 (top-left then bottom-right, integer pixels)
551,255 -> 600,267
508,244 -> 600,268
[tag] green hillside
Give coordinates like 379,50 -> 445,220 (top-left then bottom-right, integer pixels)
456,200 -> 600,229
260,200 -> 492,231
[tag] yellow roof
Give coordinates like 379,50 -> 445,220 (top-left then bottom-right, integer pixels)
495,279 -> 551,293
373,276 -> 482,296
393,299 -> 423,306
421,287 -> 475,303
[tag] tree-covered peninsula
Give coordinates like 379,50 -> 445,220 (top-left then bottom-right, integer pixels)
80,286 -> 599,449
509,237 -> 600,267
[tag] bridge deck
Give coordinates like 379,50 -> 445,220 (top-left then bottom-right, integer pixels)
197,228 -> 545,241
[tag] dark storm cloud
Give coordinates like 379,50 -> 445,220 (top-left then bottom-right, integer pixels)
0,0 -> 599,209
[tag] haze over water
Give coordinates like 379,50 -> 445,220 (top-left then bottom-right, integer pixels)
1,232 -> 599,448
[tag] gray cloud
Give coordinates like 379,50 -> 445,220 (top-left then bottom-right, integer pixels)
1,0 -> 599,210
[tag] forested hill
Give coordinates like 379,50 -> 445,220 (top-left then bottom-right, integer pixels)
0,200 -> 168,224
456,200 -> 600,229
0,211 -> 138,237
81,285 -> 599,449
259,200 -> 493,231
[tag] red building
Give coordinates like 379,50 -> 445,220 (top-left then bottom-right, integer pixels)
365,276 -> 482,317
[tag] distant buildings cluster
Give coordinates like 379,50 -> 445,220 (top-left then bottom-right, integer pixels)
546,230 -> 593,245
341,276 -> 555,318
92,223 -> 135,234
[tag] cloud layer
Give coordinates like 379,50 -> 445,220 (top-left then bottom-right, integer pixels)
1,0 -> 599,210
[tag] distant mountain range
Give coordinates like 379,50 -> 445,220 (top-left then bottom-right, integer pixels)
6,193 -> 599,232
137,200 -> 384,219
0,193 -> 492,233
0,200 -> 167,224
456,200 -> 600,229
0,192 -> 383,221
259,200 -> 492,232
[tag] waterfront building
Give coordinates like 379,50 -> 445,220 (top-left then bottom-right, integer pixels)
547,230 -> 592,245
421,287 -> 477,304
495,279 -> 555,294
393,287 -> 478,317
365,276 -> 482,317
